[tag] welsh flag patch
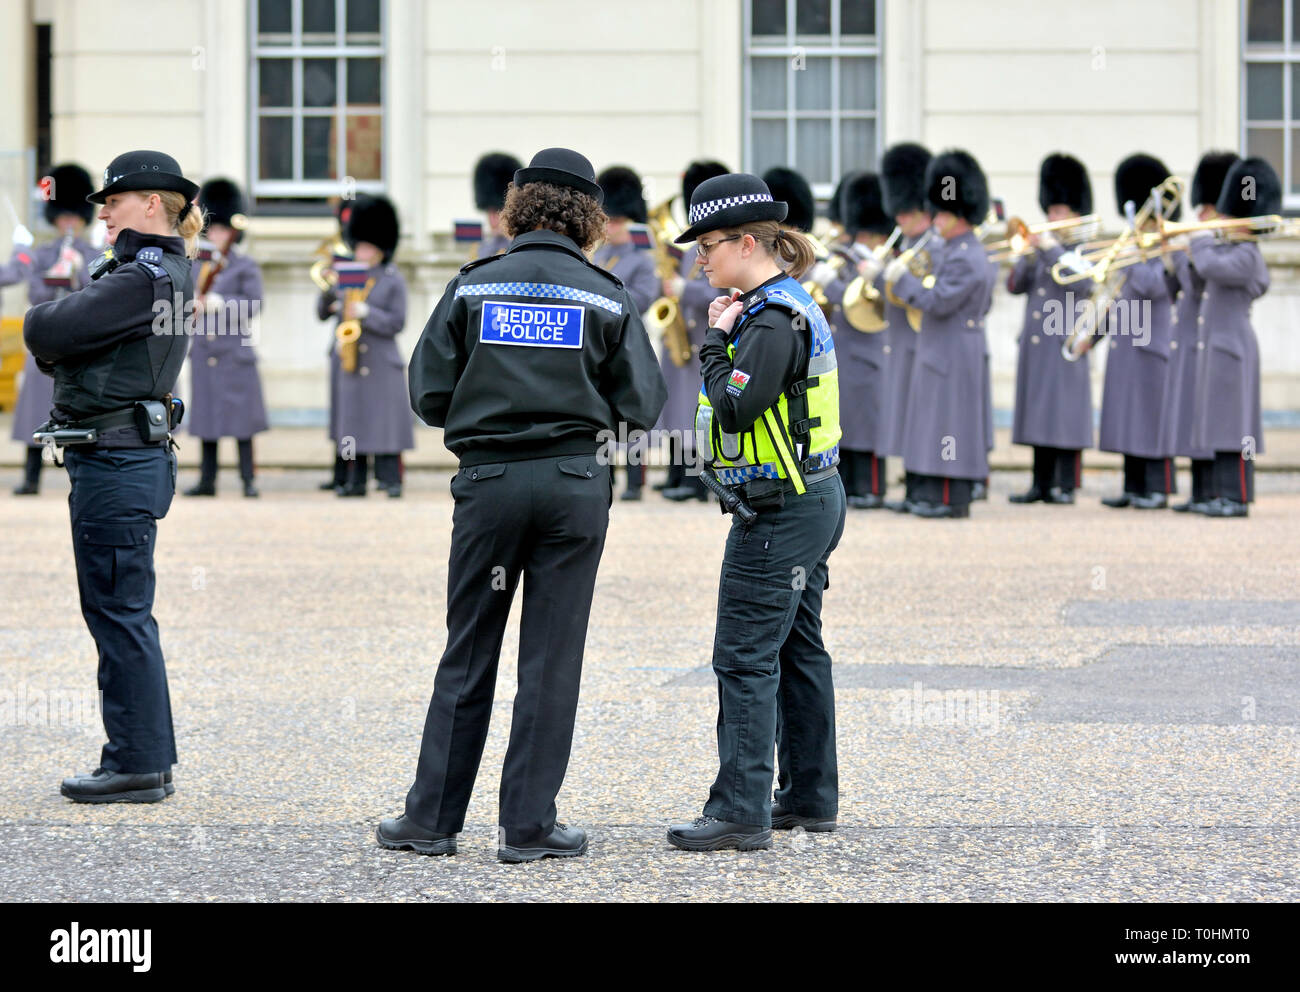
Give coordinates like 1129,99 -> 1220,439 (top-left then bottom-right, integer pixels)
728,369 -> 751,392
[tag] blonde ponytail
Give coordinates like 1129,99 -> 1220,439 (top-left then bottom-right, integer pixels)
150,190 -> 204,259
772,227 -> 816,280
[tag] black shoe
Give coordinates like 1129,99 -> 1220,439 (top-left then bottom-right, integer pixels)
184,482 -> 216,497
1044,487 -> 1075,505
375,815 -> 457,856
663,485 -> 707,502
384,484 -> 402,498
498,822 -> 588,863
909,500 -> 969,519
1202,497 -> 1248,517
1131,493 -> 1168,510
242,480 -> 259,498
163,769 -> 174,797
971,482 -> 988,501
770,801 -> 836,832
619,488 -> 642,502
883,499 -> 910,513
651,480 -> 671,492
1172,499 -> 1209,514
12,481 -> 38,496
847,493 -> 885,509
1008,485 -> 1043,504
60,767 -> 169,804
337,483 -> 367,497
1101,492 -> 1136,508
667,815 -> 772,852
319,479 -> 342,491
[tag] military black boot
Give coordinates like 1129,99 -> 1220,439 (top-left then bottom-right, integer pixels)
375,815 -> 457,856
667,815 -> 772,852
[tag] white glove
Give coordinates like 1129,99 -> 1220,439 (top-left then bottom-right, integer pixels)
60,243 -> 84,271
664,275 -> 685,299
350,300 -> 370,319
203,292 -> 225,313
1187,227 -> 1216,242
807,261 -> 838,287
857,254 -> 884,282
883,255 -> 910,284
11,224 -> 33,247
1036,230 -> 1059,252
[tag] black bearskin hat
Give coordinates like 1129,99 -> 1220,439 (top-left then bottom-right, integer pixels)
682,160 -> 729,208
43,163 -> 95,225
1192,151 -> 1241,210
596,165 -> 648,223
198,178 -> 248,241
1114,153 -> 1181,222
880,142 -> 932,217
925,149 -> 990,225
345,194 -> 400,261
842,172 -> 894,237
1038,153 -> 1092,215
473,152 -> 522,211
762,166 -> 815,233
1216,156 -> 1283,218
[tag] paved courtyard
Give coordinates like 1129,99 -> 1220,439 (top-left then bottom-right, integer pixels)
0,463 -> 1296,902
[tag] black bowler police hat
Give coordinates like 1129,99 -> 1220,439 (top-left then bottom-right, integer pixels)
674,173 -> 787,243
87,150 -> 199,203
514,147 -> 604,204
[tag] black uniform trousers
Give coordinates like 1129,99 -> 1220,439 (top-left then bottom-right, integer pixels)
839,449 -> 886,498
1122,455 -> 1176,495
22,446 -> 43,487
198,438 -> 256,484
405,453 -> 610,843
1211,451 -> 1255,503
910,474 -> 974,508
1188,458 -> 1215,503
64,445 -> 178,773
1031,446 -> 1081,493
705,473 -> 846,827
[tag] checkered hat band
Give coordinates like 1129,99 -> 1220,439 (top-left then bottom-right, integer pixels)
455,281 -> 622,315
688,193 -> 774,226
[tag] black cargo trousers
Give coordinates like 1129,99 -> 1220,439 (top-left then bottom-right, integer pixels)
404,451 -> 611,845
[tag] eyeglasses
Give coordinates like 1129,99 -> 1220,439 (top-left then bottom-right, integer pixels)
695,234 -> 741,259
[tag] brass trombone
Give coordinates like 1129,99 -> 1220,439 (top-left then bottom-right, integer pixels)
985,213 -> 1101,262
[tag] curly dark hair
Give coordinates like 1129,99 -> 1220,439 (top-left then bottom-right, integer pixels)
500,181 -> 608,250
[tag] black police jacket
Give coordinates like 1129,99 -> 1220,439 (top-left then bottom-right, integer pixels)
23,229 -> 193,423
409,229 -> 667,466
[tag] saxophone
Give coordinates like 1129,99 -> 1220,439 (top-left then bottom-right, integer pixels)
645,196 -> 692,367
332,261 -> 374,374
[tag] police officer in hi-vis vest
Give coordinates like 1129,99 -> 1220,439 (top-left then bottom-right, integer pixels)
4,164 -> 99,495
184,178 -> 268,498
381,148 -> 665,863
666,173 -> 846,853
1007,153 -> 1095,504
882,150 -> 996,518
24,150 -> 197,803
592,165 -> 659,500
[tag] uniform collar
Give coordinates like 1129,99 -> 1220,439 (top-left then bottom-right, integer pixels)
740,270 -> 787,308
113,228 -> 185,261
506,229 -> 587,260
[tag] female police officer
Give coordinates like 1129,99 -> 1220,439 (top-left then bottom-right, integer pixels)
666,173 -> 846,852
23,150 -> 198,803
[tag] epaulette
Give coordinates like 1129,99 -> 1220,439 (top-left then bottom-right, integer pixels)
132,245 -> 168,279
581,256 -> 625,289
458,255 -> 498,275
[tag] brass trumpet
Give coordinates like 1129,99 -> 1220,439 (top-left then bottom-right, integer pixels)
645,195 -> 692,367
841,226 -> 902,332
884,229 -> 937,332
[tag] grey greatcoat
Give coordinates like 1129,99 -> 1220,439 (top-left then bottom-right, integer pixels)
656,247 -> 709,438
317,262 -> 414,454
825,244 -> 887,451
1161,253 -> 1210,458
187,249 -> 269,440
1098,257 -> 1174,458
10,237 -> 99,442
878,233 -> 944,458
470,232 -> 511,261
1007,242 -> 1094,450
1188,237 -> 1267,456
891,230 -> 995,480
591,241 -> 659,314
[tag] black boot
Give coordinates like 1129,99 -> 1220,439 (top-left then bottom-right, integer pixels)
60,767 -> 169,804
667,815 -> 772,852
1008,485 -> 1044,504
771,800 -> 836,832
186,440 -> 219,496
498,823 -> 588,863
375,815 -> 457,856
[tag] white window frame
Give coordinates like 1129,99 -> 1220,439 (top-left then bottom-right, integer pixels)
1241,0 -> 1300,209
249,0 -> 386,200
743,0 -> 883,200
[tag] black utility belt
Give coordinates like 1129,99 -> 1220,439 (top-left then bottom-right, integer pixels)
733,466 -> 838,510
34,400 -> 180,448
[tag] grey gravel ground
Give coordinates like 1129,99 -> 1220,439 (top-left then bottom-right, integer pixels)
0,467 -> 1296,902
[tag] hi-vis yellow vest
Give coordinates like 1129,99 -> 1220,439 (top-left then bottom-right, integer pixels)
695,275 -> 841,496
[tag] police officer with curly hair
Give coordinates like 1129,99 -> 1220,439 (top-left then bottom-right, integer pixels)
23,151 -> 198,803
378,148 -> 665,863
